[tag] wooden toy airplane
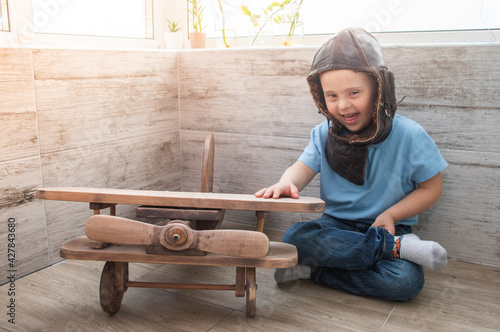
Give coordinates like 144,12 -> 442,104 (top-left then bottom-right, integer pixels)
37,186 -> 324,317
36,135 -> 324,317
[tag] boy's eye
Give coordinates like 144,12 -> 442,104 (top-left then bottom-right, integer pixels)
350,90 -> 359,96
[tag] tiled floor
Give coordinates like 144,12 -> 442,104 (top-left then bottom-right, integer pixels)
1,224 -> 499,332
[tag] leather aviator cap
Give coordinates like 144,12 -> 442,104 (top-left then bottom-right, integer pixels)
307,28 -> 397,185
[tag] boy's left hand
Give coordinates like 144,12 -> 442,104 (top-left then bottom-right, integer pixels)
372,213 -> 396,235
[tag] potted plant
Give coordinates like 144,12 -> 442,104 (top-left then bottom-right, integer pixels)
187,0 -> 207,48
164,19 -> 183,49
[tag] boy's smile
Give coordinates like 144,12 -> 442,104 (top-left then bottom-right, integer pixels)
320,70 -> 376,133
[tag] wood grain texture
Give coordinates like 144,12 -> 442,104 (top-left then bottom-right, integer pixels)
384,260 -> 500,331
399,104 -> 499,154
33,49 -> 176,80
60,236 -> 297,268
0,157 -> 48,282
34,50 -> 179,154
142,263 -> 396,330
37,186 -> 324,213
84,215 -> 271,258
0,111 -> 39,162
200,133 -> 215,192
0,49 -> 38,162
136,206 -> 223,220
0,49 -> 34,101
384,46 -> 500,109
415,149 -> 500,265
40,133 -> 181,190
178,48 -> 323,137
11,260 -> 233,332
4,256 -> 499,331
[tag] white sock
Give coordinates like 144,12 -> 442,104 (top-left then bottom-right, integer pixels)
394,234 -> 448,272
274,264 -> 311,283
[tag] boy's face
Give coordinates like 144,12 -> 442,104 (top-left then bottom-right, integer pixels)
320,70 -> 376,133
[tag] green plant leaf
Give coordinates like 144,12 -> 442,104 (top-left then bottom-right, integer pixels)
167,19 -> 181,32
267,2 -> 280,11
241,6 -> 252,17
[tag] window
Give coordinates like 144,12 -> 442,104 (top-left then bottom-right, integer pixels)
31,0 -> 153,39
204,0 -> 500,45
301,0 -> 499,34
1,0 -> 498,48
0,0 -> 9,31
1,0 -> 163,48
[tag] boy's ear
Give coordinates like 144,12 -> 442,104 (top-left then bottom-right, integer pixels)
308,74 -> 328,117
379,69 -> 397,116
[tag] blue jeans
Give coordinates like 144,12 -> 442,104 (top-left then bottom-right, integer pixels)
282,214 -> 424,301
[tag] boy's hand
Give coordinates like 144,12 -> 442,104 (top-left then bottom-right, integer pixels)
371,173 -> 444,236
372,213 -> 396,235
254,183 -> 300,199
254,161 -> 316,200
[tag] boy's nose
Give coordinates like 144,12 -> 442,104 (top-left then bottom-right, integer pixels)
338,97 -> 350,111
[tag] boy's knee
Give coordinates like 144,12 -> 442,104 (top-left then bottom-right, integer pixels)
282,221 -> 316,244
383,262 -> 425,301
282,223 -> 299,244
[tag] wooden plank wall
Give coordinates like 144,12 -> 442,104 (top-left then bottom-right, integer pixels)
0,49 -> 48,279
178,45 -> 500,266
0,48 -> 181,281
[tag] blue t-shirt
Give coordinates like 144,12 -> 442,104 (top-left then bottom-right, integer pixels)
299,114 -> 448,226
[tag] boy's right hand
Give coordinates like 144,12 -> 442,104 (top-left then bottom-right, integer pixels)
254,161 -> 315,200
254,183 -> 300,199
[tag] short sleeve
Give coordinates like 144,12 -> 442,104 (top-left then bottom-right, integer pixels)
409,126 -> 448,184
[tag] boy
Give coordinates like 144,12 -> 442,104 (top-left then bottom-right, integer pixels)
255,28 -> 448,301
